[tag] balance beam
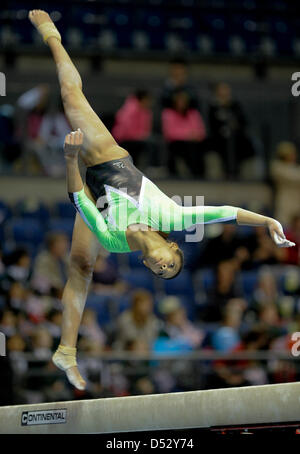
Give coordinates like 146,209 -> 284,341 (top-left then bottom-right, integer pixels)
0,382 -> 299,434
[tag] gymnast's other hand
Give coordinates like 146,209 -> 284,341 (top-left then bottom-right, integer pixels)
64,128 -> 83,159
267,219 -> 296,248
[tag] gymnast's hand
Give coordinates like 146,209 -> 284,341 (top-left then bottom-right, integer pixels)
64,129 -> 83,159
267,219 -> 295,248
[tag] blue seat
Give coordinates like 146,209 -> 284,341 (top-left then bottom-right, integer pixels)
15,200 -> 50,223
121,269 -> 154,293
163,269 -> 194,297
107,253 -> 119,269
55,201 -> 76,219
8,218 -> 44,246
47,218 -> 74,240
178,294 -> 196,321
168,230 -> 187,242
115,294 -> 131,313
128,250 -> 144,268
196,268 -> 215,293
179,241 -> 200,269
0,200 -> 12,225
85,293 -> 112,326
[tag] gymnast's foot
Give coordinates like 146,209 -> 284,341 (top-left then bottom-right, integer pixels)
52,345 -> 86,390
28,9 -> 61,44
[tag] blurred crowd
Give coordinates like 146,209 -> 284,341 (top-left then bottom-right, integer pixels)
0,207 -> 300,405
1,59 -> 300,406
0,59 -> 261,180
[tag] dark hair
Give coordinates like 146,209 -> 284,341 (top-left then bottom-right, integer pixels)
169,57 -> 188,67
3,247 -> 29,266
134,89 -> 151,101
45,232 -> 67,250
171,89 -> 191,112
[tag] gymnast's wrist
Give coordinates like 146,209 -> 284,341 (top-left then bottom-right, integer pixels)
65,152 -> 79,162
265,217 -> 275,227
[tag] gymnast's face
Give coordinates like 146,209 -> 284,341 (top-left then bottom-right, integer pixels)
143,242 -> 181,279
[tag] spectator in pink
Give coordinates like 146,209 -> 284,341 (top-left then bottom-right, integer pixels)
112,90 -> 153,169
162,89 -> 206,177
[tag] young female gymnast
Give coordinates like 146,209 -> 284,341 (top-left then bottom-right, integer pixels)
29,10 -> 295,390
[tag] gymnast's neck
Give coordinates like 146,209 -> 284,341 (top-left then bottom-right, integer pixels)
125,224 -> 167,253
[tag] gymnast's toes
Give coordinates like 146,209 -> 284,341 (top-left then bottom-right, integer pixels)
66,366 -> 87,391
28,9 -> 52,27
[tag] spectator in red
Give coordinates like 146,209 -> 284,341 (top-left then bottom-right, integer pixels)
112,90 -> 153,169
162,89 -> 206,177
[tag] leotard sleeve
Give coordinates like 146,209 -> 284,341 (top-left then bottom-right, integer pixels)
68,187 -> 130,252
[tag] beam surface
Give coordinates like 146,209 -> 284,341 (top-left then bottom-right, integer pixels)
0,382 -> 299,434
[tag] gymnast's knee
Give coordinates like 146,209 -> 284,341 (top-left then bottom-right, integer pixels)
69,252 -> 94,279
61,83 -> 82,104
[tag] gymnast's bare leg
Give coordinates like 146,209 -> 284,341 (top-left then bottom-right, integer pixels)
28,10 -> 129,389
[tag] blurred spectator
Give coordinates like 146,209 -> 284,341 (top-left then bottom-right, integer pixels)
0,104 -> 21,170
130,376 -> 156,395
211,299 -> 246,352
157,296 -> 204,350
5,282 -> 27,314
79,308 -> 106,347
31,232 -> 69,297
253,269 -> 279,307
30,327 -> 53,358
208,82 -> 254,178
44,380 -> 73,402
0,309 -> 18,338
256,304 -> 287,342
278,215 -> 300,265
161,58 -> 198,109
242,226 -> 280,268
44,309 -> 63,350
200,224 -> 244,268
241,328 -> 272,352
25,327 -> 54,400
16,84 -> 50,174
270,141 -> 300,225
113,289 -> 160,350
35,99 -> 70,177
162,90 -> 206,177
204,260 -> 243,322
92,252 -> 128,295
0,248 -> 31,292
7,334 -> 28,378
112,90 -> 153,169
123,338 -> 153,394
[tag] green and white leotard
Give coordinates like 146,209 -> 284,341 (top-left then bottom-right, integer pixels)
70,176 -> 238,253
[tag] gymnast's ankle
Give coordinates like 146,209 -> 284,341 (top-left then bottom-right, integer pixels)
52,344 -> 77,370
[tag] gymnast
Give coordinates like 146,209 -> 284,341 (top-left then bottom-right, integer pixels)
29,10 -> 295,390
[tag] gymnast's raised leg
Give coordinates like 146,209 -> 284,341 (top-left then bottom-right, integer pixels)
28,9 -> 128,389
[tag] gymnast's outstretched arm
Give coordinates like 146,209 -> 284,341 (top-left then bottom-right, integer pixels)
178,204 -> 295,248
